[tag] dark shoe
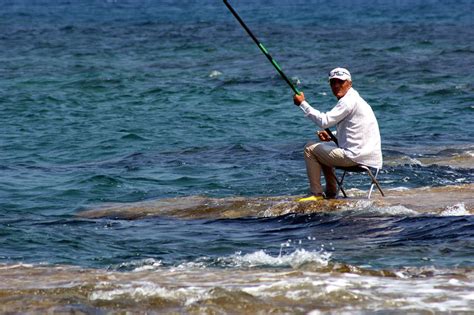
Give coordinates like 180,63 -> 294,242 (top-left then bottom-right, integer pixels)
324,192 -> 337,199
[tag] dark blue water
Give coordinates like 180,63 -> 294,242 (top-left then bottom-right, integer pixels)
2,212 -> 474,271
1,0 -> 473,273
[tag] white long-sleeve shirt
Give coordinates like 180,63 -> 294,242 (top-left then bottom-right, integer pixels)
299,87 -> 383,169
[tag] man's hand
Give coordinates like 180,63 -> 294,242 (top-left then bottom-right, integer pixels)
317,130 -> 332,142
293,91 -> 305,106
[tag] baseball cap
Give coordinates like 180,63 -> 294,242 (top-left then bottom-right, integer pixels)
328,67 -> 352,81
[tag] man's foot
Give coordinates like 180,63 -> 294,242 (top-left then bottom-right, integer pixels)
324,193 -> 338,200
296,195 -> 324,202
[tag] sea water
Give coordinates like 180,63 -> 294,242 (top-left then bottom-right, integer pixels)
0,0 -> 473,313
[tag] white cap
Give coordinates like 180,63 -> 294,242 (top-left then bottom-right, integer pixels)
328,67 -> 352,81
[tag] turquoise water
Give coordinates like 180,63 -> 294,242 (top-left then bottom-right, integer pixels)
0,1 -> 473,313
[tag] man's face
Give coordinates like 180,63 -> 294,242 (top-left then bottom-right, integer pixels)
330,79 -> 352,99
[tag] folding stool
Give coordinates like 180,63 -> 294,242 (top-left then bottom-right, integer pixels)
335,165 -> 385,199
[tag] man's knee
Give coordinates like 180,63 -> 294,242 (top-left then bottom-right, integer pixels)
304,142 -> 318,157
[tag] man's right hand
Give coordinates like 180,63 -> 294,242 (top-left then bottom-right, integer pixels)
317,130 -> 332,142
293,91 -> 305,106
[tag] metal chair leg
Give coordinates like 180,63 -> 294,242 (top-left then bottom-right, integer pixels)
335,170 -> 347,198
363,167 -> 384,198
336,165 -> 385,199
368,174 -> 376,199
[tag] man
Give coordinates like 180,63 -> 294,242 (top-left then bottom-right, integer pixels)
293,67 -> 382,201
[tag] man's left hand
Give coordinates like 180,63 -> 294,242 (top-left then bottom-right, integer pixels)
317,130 -> 332,142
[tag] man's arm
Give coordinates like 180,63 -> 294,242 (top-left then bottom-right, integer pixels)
294,92 -> 352,129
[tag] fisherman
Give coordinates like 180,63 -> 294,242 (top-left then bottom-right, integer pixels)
293,67 -> 382,201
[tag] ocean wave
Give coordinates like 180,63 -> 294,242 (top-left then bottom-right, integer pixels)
2,263 -> 474,314
208,70 -> 222,78
111,258 -> 163,272
80,174 -> 122,186
216,248 -> 331,269
89,281 -> 206,305
440,203 -> 470,216
384,152 -> 474,169
110,248 -> 331,272
120,133 -> 148,141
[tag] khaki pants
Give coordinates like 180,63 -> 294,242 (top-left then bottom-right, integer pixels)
304,142 -> 358,197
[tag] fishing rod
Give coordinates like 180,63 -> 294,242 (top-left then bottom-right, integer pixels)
223,0 -> 338,145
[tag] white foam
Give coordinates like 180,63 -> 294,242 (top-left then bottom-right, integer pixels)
114,258 -> 162,272
462,292 -> 474,300
208,70 -> 222,78
170,261 -> 207,272
0,263 -> 34,270
388,186 -> 411,191
86,266 -> 474,312
89,281 -> 208,305
325,278 -> 350,293
448,278 -> 461,285
391,156 -> 423,166
343,200 -> 417,216
262,202 -> 298,217
291,76 -> 301,85
222,249 -> 331,269
133,260 -> 163,272
371,204 -> 418,216
440,203 -> 470,216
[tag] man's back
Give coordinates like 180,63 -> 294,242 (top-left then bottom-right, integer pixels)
336,88 -> 382,169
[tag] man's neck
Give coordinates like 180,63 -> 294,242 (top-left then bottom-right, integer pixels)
337,87 -> 353,100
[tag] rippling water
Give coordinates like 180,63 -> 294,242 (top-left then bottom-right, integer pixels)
0,0 -> 473,313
